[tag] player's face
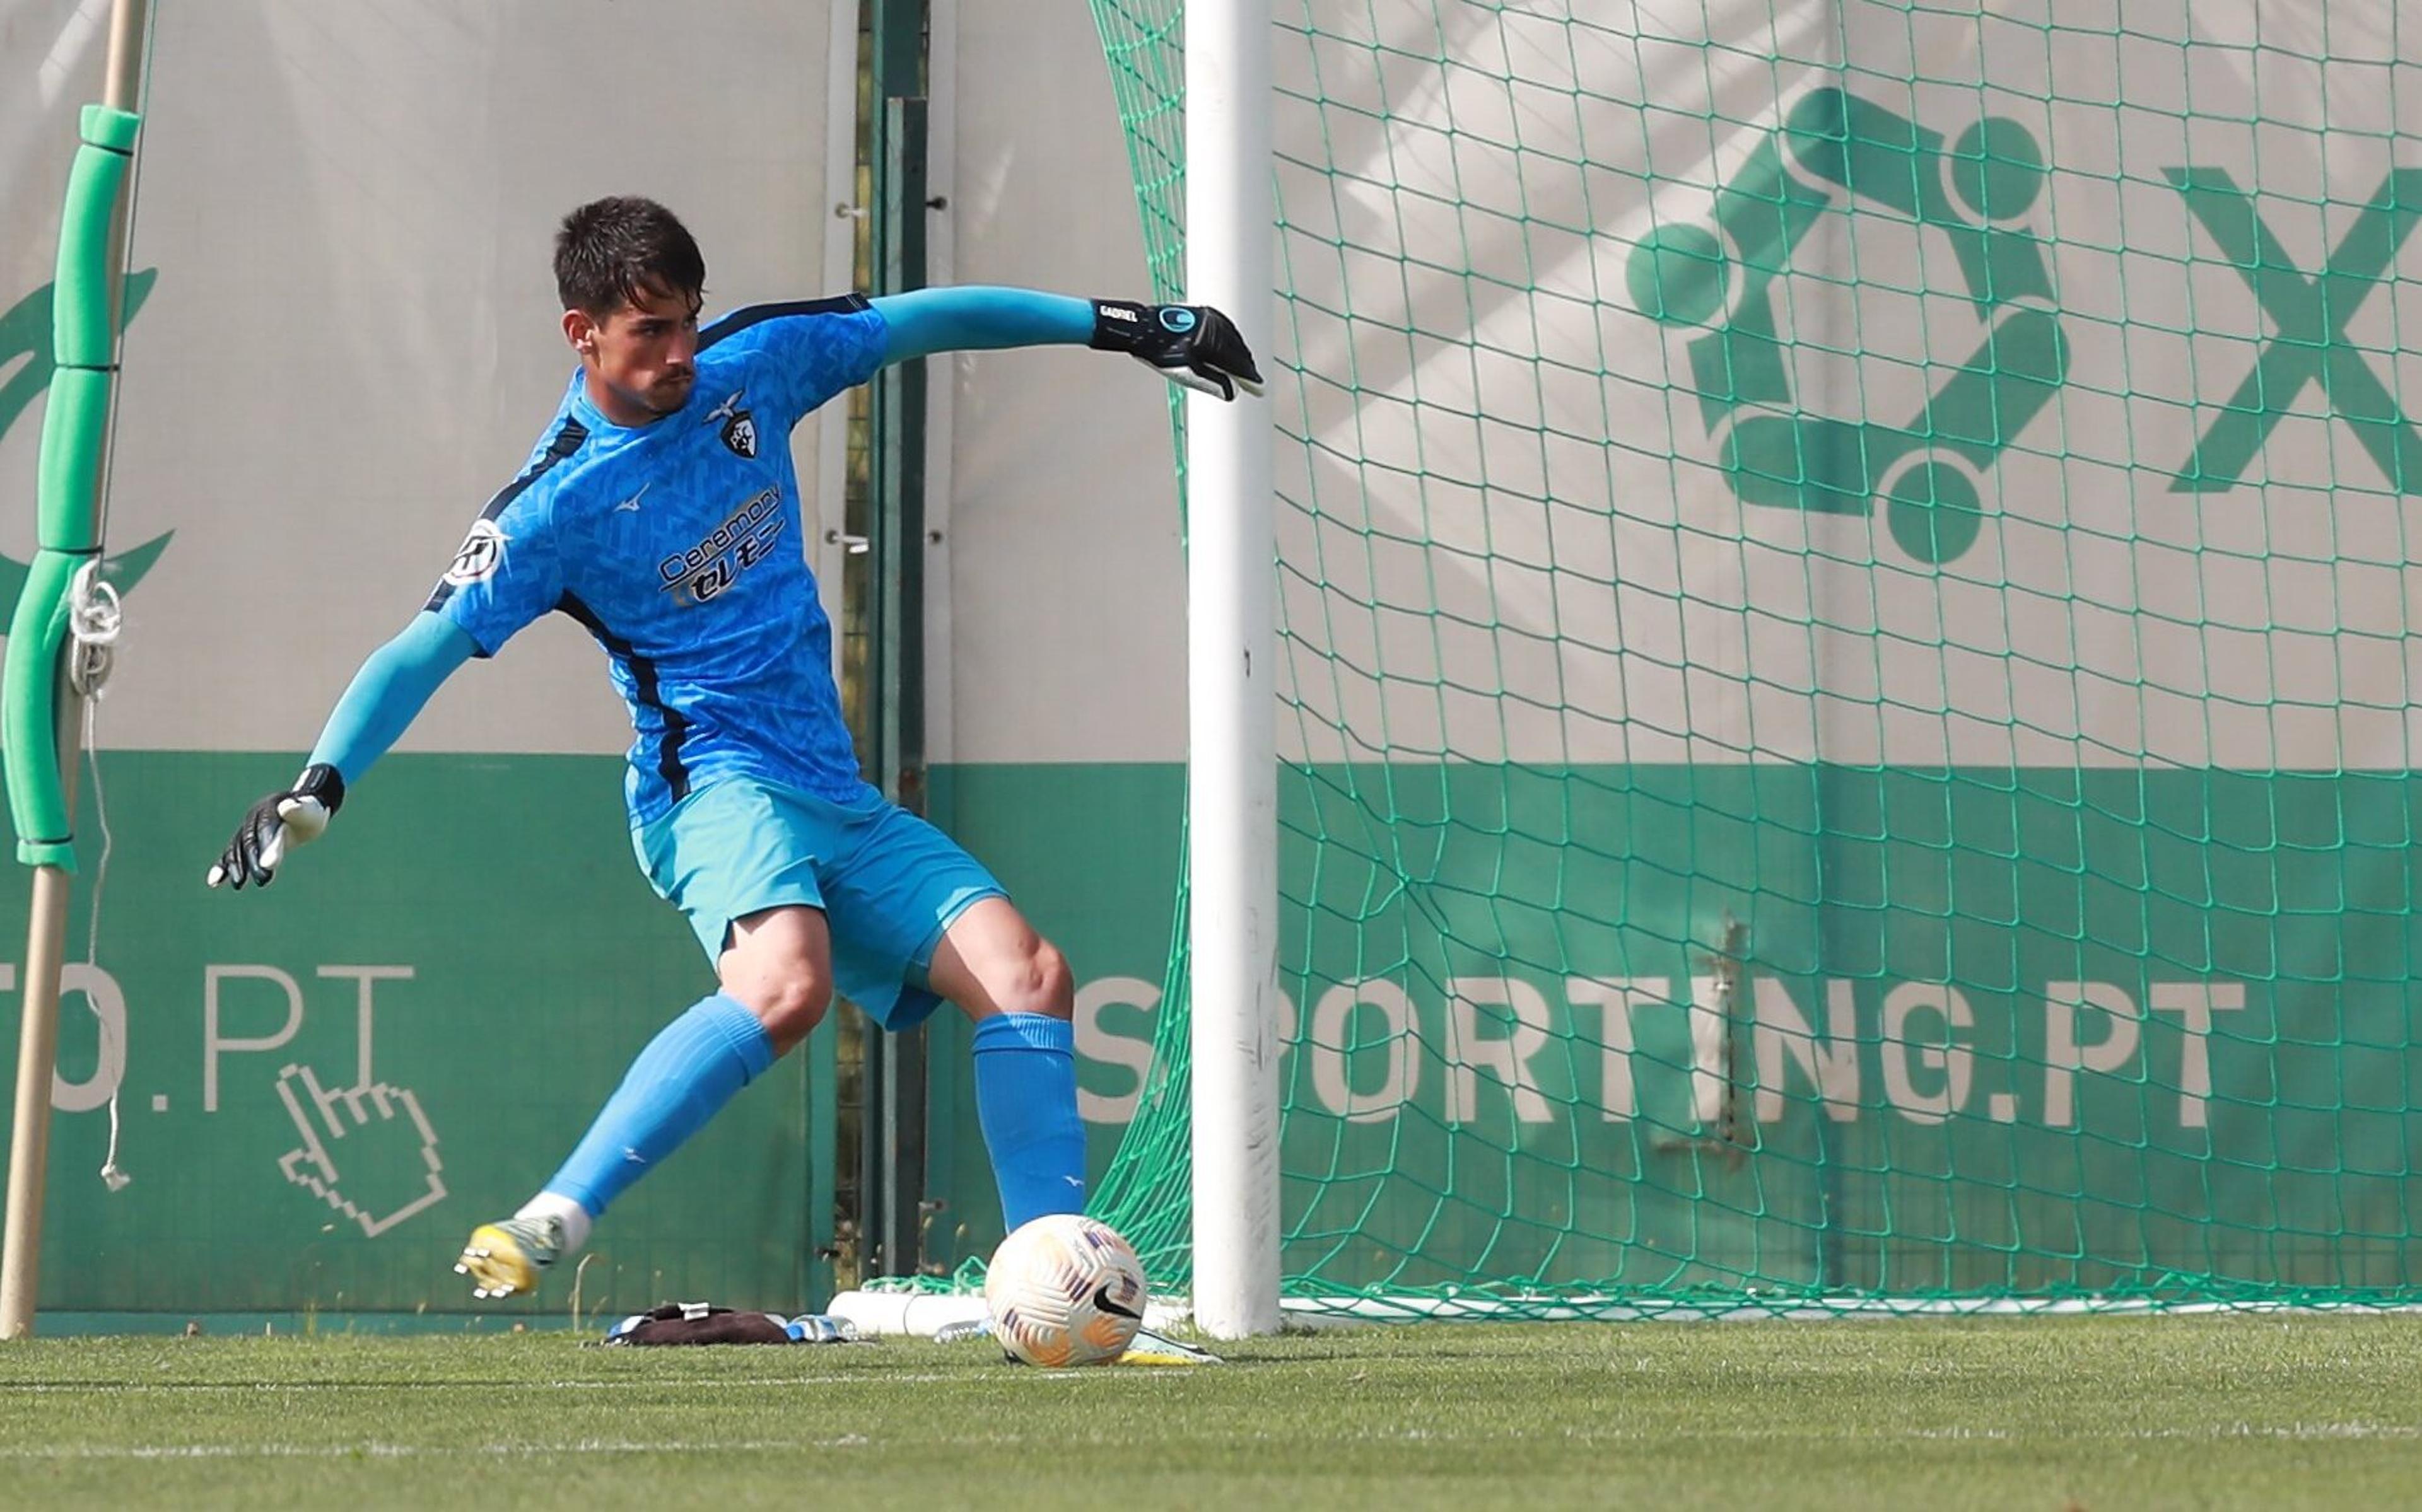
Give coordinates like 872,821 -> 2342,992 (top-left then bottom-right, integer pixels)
566,282 -> 702,425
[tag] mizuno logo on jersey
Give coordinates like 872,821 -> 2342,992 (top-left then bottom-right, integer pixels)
708,388 -> 758,458
658,486 -> 784,607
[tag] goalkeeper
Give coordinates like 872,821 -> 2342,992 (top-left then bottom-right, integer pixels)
207,195 -> 1261,1299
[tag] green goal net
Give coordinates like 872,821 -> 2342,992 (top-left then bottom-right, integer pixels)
1085,1 -> 2422,1317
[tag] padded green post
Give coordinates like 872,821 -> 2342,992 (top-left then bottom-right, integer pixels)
3,103 -> 140,869
48,108 -> 136,372
33,370 -> 108,554
0,557 -> 76,869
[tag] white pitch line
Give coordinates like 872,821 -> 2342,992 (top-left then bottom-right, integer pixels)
0,1374 -> 962,1393
0,1368 -> 1183,1396
0,1438 -> 874,1461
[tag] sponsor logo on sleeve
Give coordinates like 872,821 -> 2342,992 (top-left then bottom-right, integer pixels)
443,519 -> 508,585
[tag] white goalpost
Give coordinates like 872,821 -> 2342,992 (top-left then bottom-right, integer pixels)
1181,0 -> 1281,1341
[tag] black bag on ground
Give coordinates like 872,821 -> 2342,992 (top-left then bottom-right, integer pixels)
603,1303 -> 800,1346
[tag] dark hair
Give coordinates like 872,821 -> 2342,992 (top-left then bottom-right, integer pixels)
553,196 -> 706,315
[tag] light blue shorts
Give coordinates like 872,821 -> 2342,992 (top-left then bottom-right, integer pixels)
633,777 -> 1005,1030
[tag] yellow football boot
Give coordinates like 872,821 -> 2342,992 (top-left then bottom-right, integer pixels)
453,1215 -> 564,1300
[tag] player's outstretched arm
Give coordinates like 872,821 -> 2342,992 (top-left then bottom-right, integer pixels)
870,286 -> 1264,400
207,612 -> 477,890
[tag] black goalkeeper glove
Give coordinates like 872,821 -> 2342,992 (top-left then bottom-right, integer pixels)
208,764 -> 346,890
1089,300 -> 1265,401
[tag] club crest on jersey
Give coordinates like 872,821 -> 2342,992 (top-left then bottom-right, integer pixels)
709,388 -> 758,458
442,518 -> 507,584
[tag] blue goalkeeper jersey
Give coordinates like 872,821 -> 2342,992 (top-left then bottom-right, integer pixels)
424,296 -> 887,826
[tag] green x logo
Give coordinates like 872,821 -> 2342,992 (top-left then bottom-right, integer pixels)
2168,166 -> 2422,493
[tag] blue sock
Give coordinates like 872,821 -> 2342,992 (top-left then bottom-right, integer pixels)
971,1012 -> 1087,1230
545,993 -> 776,1218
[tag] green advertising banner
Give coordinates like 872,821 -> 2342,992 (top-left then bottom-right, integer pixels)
5,755 -> 2411,1312
938,764 -> 2422,1302
0,754 -> 834,1325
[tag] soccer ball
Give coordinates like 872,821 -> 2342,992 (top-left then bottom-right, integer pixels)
983,1214 -> 1148,1368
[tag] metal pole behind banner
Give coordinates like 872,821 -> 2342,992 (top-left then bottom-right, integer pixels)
0,0 -> 151,1341
859,0 -> 932,1282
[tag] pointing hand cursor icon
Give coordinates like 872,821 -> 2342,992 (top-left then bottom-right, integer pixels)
274,1064 -> 448,1238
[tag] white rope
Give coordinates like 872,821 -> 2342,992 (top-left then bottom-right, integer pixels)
78,697 -> 127,1193
81,693 -> 125,1192
66,562 -> 127,1190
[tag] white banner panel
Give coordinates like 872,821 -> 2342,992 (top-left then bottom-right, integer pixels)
1267,0 -> 2422,769
937,0 -> 1185,764
0,0 -> 843,753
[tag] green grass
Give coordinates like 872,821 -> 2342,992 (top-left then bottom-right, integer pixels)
1,1318 -> 2419,1508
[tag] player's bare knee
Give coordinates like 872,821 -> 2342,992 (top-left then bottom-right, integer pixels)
1007,939 -> 1074,1020
737,975 -> 830,1052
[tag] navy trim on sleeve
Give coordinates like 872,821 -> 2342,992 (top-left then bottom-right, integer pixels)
698,294 -> 873,352
555,591 -> 693,803
423,415 -> 589,613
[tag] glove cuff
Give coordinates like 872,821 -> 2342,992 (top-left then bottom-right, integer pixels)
1087,298 -> 1154,352
293,763 -> 347,817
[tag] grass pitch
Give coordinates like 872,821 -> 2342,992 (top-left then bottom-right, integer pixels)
1,1317 -> 2418,1508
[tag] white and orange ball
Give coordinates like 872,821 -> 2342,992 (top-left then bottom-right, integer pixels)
984,1214 -> 1149,1368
